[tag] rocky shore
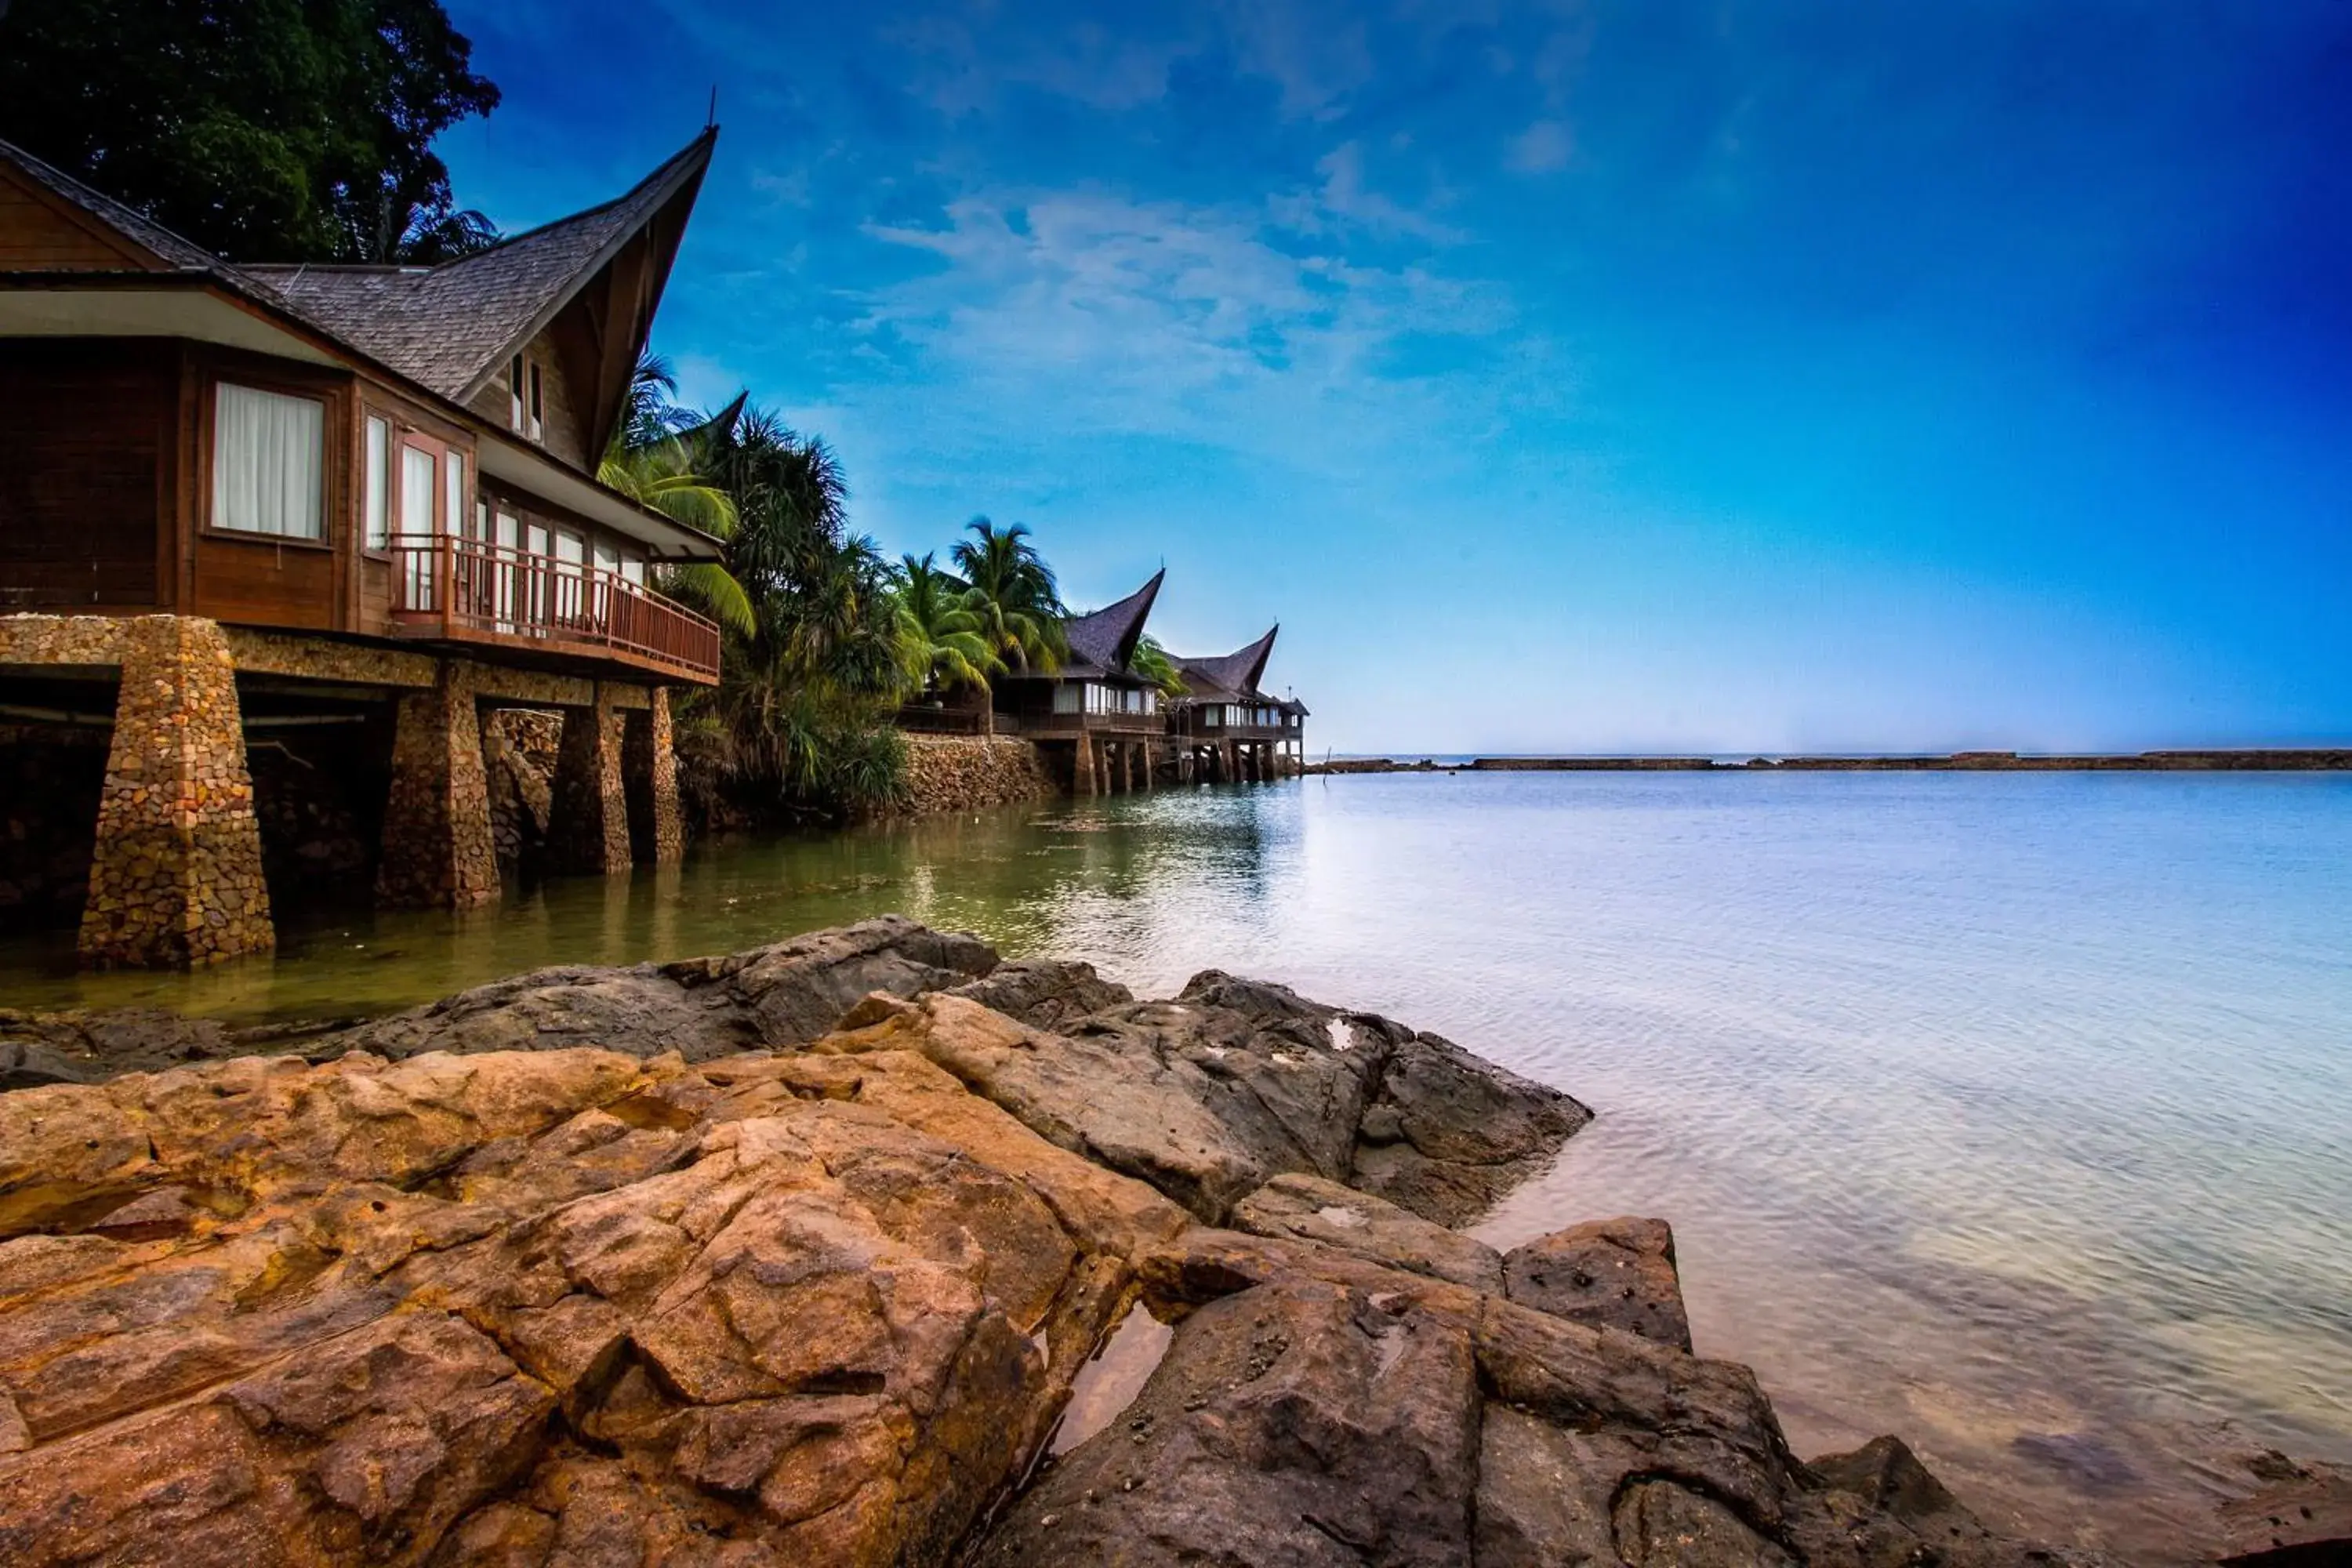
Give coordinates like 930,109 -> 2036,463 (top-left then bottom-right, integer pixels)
0,920 -> 2327,1565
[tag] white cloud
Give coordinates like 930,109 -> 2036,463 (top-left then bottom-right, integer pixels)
855,184 -> 1517,458
1508,119 -> 1575,174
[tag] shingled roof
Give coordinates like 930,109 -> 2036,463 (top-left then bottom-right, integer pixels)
245,129 -> 714,414
1061,569 -> 1165,677
0,131 -> 727,557
1178,625 -> 1279,700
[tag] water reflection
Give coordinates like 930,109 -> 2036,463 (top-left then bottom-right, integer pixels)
0,784 -> 1298,1022
2,771 -> 2347,1561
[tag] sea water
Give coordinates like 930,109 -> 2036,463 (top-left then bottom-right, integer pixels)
5,770 -> 2347,1555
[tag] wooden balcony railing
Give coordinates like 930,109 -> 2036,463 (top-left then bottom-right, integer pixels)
388,534 -> 721,683
1011,708 -> 1167,736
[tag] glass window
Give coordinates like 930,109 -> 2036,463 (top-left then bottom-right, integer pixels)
363,415 -> 389,549
527,361 -> 545,441
444,451 -> 466,538
211,383 -> 324,539
1053,684 -> 1082,715
554,528 -> 585,622
509,354 -> 525,432
400,445 -> 436,537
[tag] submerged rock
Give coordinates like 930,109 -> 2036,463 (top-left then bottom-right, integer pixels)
0,919 -> 2102,1566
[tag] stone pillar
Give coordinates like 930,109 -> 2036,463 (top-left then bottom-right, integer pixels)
553,684 -> 630,876
376,658 -> 500,909
1141,741 -> 1156,791
78,616 -> 274,968
1073,737 -> 1096,797
623,687 -> 684,866
1114,741 -> 1131,794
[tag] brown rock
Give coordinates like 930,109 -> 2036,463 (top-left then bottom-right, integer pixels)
0,1028 -> 1173,1565
1229,1171 -> 1504,1291
0,922 -> 2096,1568
1501,1215 -> 1694,1350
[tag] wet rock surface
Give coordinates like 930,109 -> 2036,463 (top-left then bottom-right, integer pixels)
0,919 -> 2113,1566
1502,1214 -> 1694,1350
893,970 -> 1589,1227
993,1224 -> 2106,1568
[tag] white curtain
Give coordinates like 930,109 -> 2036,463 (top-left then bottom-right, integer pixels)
363,416 -> 389,548
212,383 -> 323,539
401,447 -> 436,535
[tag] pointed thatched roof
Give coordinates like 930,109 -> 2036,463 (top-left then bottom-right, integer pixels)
1176,625 -> 1279,701
1061,569 -> 1165,678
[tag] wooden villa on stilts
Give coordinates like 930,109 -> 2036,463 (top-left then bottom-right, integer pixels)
0,129 -> 727,967
1168,626 -> 1306,782
991,570 -> 1167,795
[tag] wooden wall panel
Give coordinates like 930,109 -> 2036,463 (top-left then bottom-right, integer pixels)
190,535 -> 337,630
0,169 -> 154,270
465,324 -> 590,470
0,342 -> 172,608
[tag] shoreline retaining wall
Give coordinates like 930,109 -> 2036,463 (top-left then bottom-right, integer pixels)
901,735 -> 1056,815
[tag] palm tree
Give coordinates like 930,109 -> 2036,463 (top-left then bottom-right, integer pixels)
599,434 -> 753,638
684,405 -> 911,808
893,551 -> 1001,728
951,517 -> 1068,683
1131,634 -> 1188,699
608,353 -> 696,461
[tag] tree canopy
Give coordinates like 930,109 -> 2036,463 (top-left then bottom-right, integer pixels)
0,0 -> 500,263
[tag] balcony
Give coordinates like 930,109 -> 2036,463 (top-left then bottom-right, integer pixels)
388,534 -> 720,684
1174,713 -> 1302,741
1003,707 -> 1166,738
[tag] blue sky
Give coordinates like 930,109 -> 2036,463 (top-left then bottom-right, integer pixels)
439,0 -> 2351,754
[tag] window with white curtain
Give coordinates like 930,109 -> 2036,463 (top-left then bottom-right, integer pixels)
363,416 -> 389,549
401,446 -> 436,536
443,451 -> 466,537
211,383 -> 324,539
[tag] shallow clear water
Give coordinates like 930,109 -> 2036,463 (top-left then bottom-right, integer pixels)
5,771 -> 2348,1555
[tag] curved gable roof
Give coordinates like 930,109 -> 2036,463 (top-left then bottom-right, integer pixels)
246,129 -> 715,455
1178,625 -> 1279,700
1063,569 -> 1165,676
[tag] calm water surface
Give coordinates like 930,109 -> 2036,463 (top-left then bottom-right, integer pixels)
5,771 -> 2349,1556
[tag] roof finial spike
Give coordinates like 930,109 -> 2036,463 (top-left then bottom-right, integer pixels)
707,85 -> 719,129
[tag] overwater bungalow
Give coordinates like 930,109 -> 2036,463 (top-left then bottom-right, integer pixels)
990,570 -> 1167,794
1168,625 -> 1308,782
0,130 -> 728,967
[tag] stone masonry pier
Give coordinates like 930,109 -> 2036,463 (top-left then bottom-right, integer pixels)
0,615 -> 688,969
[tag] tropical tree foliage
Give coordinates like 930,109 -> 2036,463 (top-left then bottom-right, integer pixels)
597,355 -> 751,638
0,0 -> 501,263
893,552 -> 999,700
953,517 -> 1069,682
679,408 -> 910,814
1131,635 -> 1189,699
